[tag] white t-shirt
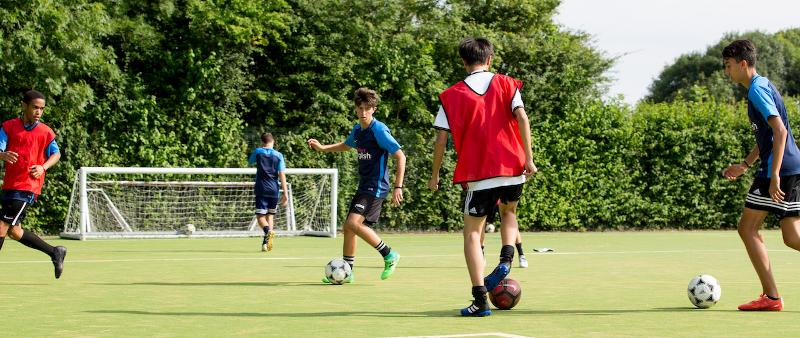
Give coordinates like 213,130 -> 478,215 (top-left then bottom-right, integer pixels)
434,71 -> 526,191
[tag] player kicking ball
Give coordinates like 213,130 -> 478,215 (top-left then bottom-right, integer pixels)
308,87 -> 405,283
429,38 -> 536,316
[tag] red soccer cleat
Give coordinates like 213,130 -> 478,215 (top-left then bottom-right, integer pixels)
738,294 -> 784,311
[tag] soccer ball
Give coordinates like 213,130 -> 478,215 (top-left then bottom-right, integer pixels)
184,224 -> 196,235
489,278 -> 522,310
324,258 -> 352,285
687,274 -> 721,309
485,223 -> 496,233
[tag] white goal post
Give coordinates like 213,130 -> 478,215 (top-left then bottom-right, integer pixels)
61,167 -> 338,240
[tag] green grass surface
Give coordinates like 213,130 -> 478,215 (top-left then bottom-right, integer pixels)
1,231 -> 799,337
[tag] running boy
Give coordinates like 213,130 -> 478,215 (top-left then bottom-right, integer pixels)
0,90 -> 66,279
248,132 -> 288,252
721,39 -> 800,311
428,37 -> 536,316
307,87 -> 405,283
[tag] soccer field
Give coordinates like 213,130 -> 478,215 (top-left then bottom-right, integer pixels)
1,231 -> 799,337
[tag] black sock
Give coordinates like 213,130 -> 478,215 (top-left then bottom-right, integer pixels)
18,230 -> 55,257
374,241 -> 391,257
500,245 -> 514,264
262,227 -> 269,244
0,236 -> 4,251
515,242 -> 524,256
343,255 -> 355,270
472,286 -> 488,305
767,295 -> 781,300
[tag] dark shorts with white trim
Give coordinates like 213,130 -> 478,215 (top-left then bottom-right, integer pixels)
255,195 -> 279,215
744,174 -> 800,219
462,184 -> 524,217
348,193 -> 384,225
0,199 -> 30,226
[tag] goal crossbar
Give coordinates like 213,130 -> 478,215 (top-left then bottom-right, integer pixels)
61,167 -> 338,240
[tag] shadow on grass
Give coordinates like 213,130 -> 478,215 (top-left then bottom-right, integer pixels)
87,281 -> 364,287
283,265 -> 461,270
86,307 -> 765,319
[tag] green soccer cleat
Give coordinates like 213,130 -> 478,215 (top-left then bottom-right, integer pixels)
380,251 -> 399,280
322,273 -> 354,284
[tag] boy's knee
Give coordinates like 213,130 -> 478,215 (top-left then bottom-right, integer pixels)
783,236 -> 800,250
8,227 -> 22,240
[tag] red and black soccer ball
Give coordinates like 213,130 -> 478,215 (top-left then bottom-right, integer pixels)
488,278 -> 522,310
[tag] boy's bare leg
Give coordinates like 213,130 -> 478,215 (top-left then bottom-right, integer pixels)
464,215 -> 487,286
737,208 -> 775,296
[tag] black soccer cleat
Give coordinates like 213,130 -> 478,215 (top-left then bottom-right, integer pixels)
52,246 -> 67,279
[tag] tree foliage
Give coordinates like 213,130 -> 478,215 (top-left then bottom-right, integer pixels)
647,28 -> 800,103
2,0 -> 612,233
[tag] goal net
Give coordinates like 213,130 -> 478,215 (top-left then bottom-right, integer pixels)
61,167 -> 338,239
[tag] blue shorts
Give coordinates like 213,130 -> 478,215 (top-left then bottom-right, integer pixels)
255,195 -> 279,215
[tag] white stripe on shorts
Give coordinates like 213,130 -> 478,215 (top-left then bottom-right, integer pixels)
11,201 -> 27,225
463,190 -> 474,214
746,193 -> 800,211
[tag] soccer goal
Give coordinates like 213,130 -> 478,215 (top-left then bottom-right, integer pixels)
61,167 -> 338,240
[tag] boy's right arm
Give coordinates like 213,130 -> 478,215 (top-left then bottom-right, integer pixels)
428,130 -> 448,191
307,139 -> 351,152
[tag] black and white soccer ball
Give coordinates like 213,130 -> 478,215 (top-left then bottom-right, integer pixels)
324,258 -> 352,285
687,274 -> 721,308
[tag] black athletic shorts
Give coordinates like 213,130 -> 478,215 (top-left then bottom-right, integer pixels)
463,184 -> 524,217
745,174 -> 800,219
0,199 -> 30,226
348,193 -> 384,225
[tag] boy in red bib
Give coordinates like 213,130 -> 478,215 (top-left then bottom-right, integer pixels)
0,90 -> 66,279
429,38 -> 537,316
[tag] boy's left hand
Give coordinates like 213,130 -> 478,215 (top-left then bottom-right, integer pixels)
770,176 -> 785,203
280,193 -> 288,207
29,165 -> 45,178
391,187 -> 403,206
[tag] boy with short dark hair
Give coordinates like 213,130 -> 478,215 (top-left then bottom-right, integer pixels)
429,37 -> 537,316
721,39 -> 800,311
308,87 -> 405,283
0,90 -> 67,279
248,132 -> 288,252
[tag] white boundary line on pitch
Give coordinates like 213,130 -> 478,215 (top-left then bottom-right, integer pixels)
0,248 -> 796,265
388,333 -> 531,338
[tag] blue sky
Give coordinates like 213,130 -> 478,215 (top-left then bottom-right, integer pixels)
555,0 -> 800,105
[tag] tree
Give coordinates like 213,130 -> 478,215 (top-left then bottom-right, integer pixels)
646,29 -> 800,103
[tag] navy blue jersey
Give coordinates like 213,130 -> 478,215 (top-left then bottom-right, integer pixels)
248,147 -> 286,197
344,119 -> 401,198
747,75 -> 800,178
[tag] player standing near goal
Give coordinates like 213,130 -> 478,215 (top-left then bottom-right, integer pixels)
248,132 -> 288,252
0,90 -> 66,279
721,39 -> 800,311
308,87 -> 405,283
428,37 -> 536,316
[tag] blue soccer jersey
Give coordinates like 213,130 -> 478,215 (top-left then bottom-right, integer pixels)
344,119 -> 401,198
747,75 -> 800,178
248,147 -> 286,197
